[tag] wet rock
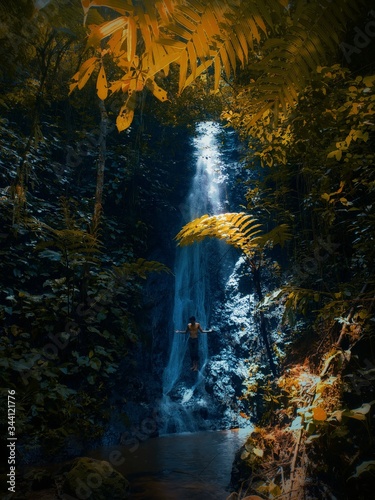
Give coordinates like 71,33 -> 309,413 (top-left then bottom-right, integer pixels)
61,457 -> 129,499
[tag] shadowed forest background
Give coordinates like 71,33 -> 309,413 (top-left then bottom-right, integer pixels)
0,0 -> 374,499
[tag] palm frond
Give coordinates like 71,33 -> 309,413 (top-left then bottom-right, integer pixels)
240,0 -> 365,126
164,0 -> 285,93
175,212 -> 263,257
74,0 -> 286,129
75,0 -> 364,130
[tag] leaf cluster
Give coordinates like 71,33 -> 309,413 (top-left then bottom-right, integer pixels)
175,211 -> 291,258
70,0 -> 368,132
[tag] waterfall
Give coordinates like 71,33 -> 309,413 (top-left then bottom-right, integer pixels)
160,122 -> 226,433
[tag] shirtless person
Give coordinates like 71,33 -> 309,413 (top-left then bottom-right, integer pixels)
176,316 -> 212,371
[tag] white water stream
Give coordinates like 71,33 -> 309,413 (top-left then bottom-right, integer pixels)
160,122 -> 226,433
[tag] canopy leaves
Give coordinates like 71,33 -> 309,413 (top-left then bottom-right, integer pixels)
71,0 -> 363,131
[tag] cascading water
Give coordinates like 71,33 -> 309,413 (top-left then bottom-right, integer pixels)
160,121 -> 227,433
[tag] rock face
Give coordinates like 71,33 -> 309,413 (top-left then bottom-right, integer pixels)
201,255 -> 261,426
61,457 -> 129,500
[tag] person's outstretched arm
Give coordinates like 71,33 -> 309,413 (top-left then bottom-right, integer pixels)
175,326 -> 188,333
199,323 -> 213,333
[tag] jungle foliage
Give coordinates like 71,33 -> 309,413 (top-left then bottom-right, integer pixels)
0,0 -> 374,499
222,22 -> 375,500
0,0 -> 182,464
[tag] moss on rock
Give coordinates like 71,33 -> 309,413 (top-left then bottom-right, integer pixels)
61,457 -> 129,499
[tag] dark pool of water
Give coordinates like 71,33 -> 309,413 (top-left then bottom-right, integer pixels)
92,427 -> 252,499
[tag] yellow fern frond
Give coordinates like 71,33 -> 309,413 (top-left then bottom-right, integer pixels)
35,228 -> 100,255
176,212 -> 292,258
175,212 -> 263,257
111,258 -> 172,281
28,198 -> 101,262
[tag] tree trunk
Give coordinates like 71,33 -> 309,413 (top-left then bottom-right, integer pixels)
251,260 -> 278,377
80,99 -> 108,307
93,99 -> 108,229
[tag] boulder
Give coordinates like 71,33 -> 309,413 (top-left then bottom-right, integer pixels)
61,457 -> 129,499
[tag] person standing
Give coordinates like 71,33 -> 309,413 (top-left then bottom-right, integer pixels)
176,316 -> 212,371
